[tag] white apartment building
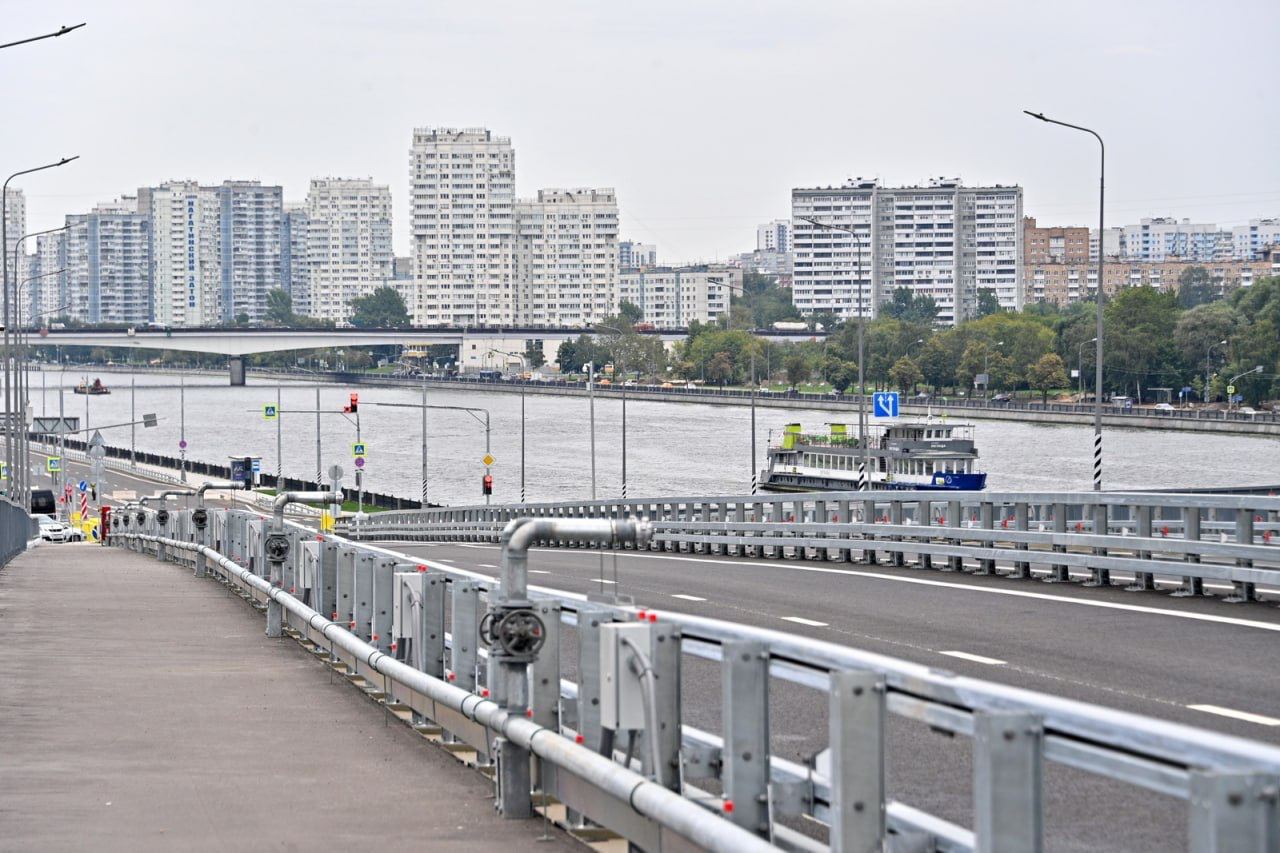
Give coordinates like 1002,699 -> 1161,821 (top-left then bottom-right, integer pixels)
1232,219 -> 1280,261
63,198 -> 151,324
618,265 -> 739,328
515,188 -> 619,326
757,219 -> 792,253
410,127 -> 516,326
1090,227 -> 1123,261
791,177 -> 1022,325
281,203 -> 310,317
28,232 -> 64,323
142,181 -> 223,326
4,188 -> 25,306
1120,217 -> 1223,262
618,240 -> 657,269
217,180 -> 283,323
304,178 -> 393,323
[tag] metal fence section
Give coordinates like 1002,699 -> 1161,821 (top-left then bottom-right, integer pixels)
345,490 -> 1280,604
111,504 -> 1280,852
0,497 -> 34,567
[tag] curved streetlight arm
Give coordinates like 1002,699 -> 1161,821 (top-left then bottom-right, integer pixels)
0,23 -> 86,50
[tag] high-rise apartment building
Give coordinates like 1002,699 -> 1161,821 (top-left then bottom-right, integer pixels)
1090,227 -> 1122,261
757,219 -> 792,253
27,232 -> 65,323
281,203 -> 310,317
792,178 -> 1022,325
617,265 -> 739,328
409,127 -> 516,325
618,240 -> 657,269
4,188 -> 26,307
514,188 -> 618,326
1023,217 -> 1089,264
304,178 -> 393,323
142,181 -> 223,326
63,198 -> 151,324
1120,217 -> 1223,262
217,180 -> 282,323
1232,219 -> 1280,261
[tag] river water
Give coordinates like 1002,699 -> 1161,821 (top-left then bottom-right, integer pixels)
31,369 -> 1280,505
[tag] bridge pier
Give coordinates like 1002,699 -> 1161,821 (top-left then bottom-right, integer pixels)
228,356 -> 246,386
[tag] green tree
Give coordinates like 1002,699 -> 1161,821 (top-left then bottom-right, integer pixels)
975,288 -> 1003,318
1173,302 -> 1238,382
618,300 -> 644,325
1104,287 -> 1180,399
1026,353 -> 1069,403
707,351 -> 733,386
350,286 -> 411,328
820,356 -> 858,393
1176,266 -> 1218,309
784,352 -> 810,387
882,287 -> 939,325
888,356 -> 923,391
265,288 -> 296,326
918,333 -> 961,391
524,340 -> 547,370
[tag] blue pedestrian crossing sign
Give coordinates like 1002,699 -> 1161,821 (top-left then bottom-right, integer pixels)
46,457 -> 62,473
352,442 -> 367,458
872,391 -> 900,419
263,404 -> 278,420
78,480 -> 88,492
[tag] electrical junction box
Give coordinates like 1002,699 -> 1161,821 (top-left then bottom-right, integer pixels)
600,622 -> 653,731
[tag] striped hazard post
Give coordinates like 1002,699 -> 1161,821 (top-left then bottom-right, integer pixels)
80,490 -> 89,520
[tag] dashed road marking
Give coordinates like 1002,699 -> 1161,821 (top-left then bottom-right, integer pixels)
528,570 -> 550,574
671,594 -> 707,602
940,650 -> 1007,666
478,563 -> 497,568
1187,704 -> 1280,727
781,616 -> 828,627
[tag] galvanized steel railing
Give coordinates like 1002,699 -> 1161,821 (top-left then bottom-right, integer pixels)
111,504 -> 1280,852
345,490 -> 1280,604
0,497 -> 34,567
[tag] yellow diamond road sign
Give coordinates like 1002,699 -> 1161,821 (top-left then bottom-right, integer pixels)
483,453 -> 495,466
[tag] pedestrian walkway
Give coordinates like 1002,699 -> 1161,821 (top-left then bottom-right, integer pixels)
0,542 -> 576,852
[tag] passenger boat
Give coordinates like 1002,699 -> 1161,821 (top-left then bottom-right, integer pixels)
760,420 -> 987,492
73,377 -> 111,395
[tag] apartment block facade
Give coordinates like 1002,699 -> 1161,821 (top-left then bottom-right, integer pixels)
514,188 -> 618,326
618,240 -> 657,269
617,265 -> 739,328
792,177 -> 1022,325
1023,217 -> 1090,264
409,127 -> 516,326
1232,219 -> 1280,261
142,181 -> 223,326
281,203 -> 310,316
217,181 -> 283,323
304,178 -> 393,323
63,198 -> 152,324
4,188 -> 25,306
1024,253 -> 1278,306
757,219 -> 792,253
27,231 -> 65,324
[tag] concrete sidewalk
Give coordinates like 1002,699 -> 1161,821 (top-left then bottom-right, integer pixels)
0,542 -> 576,852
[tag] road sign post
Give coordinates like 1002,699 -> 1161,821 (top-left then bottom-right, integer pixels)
872,392 -> 900,419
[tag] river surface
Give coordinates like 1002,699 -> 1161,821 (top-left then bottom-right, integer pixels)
31,369 -> 1280,505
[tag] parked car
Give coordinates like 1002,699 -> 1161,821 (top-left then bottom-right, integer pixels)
1238,406 -> 1258,417
38,515 -> 69,542
1154,402 -> 1175,412
991,393 -> 1012,404
30,488 -> 56,516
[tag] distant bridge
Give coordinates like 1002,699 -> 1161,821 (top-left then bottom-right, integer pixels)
33,326 -> 827,383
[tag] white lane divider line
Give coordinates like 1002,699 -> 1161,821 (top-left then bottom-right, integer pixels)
781,616 -> 828,627
528,570 -> 550,574
671,594 -> 707,602
595,579 -> 617,585
1187,704 -> 1280,727
939,650 -> 1007,666
478,563 -> 497,568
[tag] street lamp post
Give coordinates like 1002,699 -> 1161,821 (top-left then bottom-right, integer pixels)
1077,337 -> 1098,401
801,216 -> 870,489
585,361 -> 597,500
4,158 -> 78,499
1205,340 -> 1228,404
1226,366 -> 1264,411
1025,110 -> 1105,491
591,326 -> 630,498
0,23 -> 85,51
488,348 -> 529,502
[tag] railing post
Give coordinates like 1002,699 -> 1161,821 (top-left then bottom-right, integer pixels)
335,547 -> 356,626
1188,770 -> 1279,852
974,711 -> 1045,853
575,605 -> 610,755
1171,506 -> 1204,598
837,499 -> 852,564
828,670 -> 886,853
530,601 -> 561,731
916,499 -> 932,570
1127,504 -> 1156,592
722,640 -> 771,839
976,501 -> 995,575
1083,504 -> 1111,588
888,500 -> 904,567
352,552 -> 374,641
647,623 -> 683,791
370,557 -> 395,653
1224,509 -> 1257,604
450,581 -> 481,692
1013,502 -> 1031,579
945,498 -> 962,571
1045,502 -> 1069,583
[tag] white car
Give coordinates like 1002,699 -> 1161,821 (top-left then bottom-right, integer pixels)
38,515 -> 69,542
1154,403 -> 1175,412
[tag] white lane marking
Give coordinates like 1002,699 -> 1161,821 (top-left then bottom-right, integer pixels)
1187,704 -> 1280,727
528,570 -> 550,574
536,550 -> 1280,634
594,579 -> 617,585
781,616 -> 828,627
672,594 -> 707,602
478,563 -> 497,568
940,650 -> 1007,666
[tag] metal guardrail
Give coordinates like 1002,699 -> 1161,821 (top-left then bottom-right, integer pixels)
112,504 -> 1280,851
346,490 -> 1280,604
0,497 -> 34,567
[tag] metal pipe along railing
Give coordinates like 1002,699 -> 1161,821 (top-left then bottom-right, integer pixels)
123,532 -> 773,853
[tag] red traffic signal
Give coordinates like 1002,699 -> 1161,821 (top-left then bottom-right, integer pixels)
343,392 -> 359,413
482,474 -> 493,495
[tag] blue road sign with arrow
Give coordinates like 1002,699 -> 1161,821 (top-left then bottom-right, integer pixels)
873,391 -> 900,419
78,480 -> 88,492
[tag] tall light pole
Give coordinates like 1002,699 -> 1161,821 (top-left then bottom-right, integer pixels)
0,23 -> 85,51
592,325 -> 629,498
1077,337 -> 1097,400
488,348 -> 529,503
801,215 -> 870,489
1205,339 -> 1228,404
585,361 -> 597,500
1025,110 -> 1105,490
4,158 -> 78,499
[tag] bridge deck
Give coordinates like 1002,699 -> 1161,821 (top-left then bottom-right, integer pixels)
0,543 -> 573,852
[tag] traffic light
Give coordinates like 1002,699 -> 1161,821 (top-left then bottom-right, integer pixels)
482,474 -> 493,496
343,393 -> 359,414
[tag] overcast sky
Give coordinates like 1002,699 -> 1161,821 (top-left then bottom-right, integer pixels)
4,0 -> 1277,261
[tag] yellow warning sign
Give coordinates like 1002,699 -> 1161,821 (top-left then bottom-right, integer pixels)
483,454 -> 495,466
